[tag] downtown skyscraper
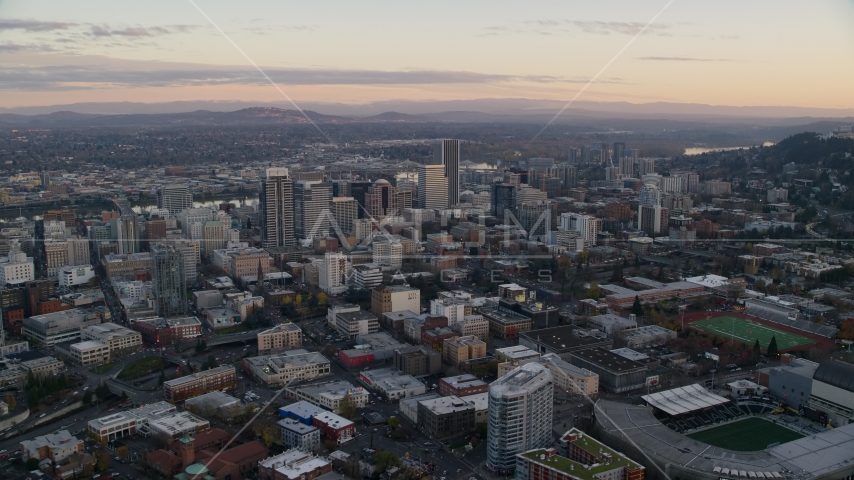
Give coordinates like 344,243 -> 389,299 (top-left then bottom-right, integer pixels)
294,180 -> 332,240
434,139 -> 460,207
156,184 -> 192,217
259,167 -> 295,248
151,242 -> 187,317
418,164 -> 448,210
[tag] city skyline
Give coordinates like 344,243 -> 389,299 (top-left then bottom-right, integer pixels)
1,1 -> 853,110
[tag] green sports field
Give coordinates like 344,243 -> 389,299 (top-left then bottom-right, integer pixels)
687,417 -> 803,451
691,316 -> 815,349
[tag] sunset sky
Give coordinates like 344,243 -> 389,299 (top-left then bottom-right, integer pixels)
1,0 -> 853,109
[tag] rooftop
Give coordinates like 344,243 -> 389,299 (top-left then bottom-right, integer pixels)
277,418 -> 318,435
419,395 -> 475,415
641,384 -> 729,416
520,326 -> 609,352
163,365 -> 235,388
571,348 -> 646,373
279,400 -> 326,420
490,362 -> 552,397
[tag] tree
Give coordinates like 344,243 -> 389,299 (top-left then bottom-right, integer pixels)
767,336 -> 779,359
204,355 -> 219,370
387,417 -> 400,429
631,296 -> 644,317
294,294 -> 302,307
5,391 -> 15,410
753,339 -> 761,362
754,279 -> 766,292
195,339 -> 207,354
253,419 -> 277,447
116,446 -> 129,460
281,302 -> 297,318
317,292 -> 327,305
338,392 -> 356,419
83,390 -> 93,405
307,294 -> 319,309
586,281 -> 600,300
26,458 -> 40,470
770,268 -> 785,282
766,283 -> 779,295
374,451 -> 400,473
95,451 -> 111,472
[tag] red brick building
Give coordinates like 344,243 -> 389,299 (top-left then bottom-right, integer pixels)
312,411 -> 355,444
439,374 -> 489,397
132,316 -> 202,345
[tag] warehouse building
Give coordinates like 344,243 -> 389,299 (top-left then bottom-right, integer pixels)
566,348 -> 647,393
242,351 -> 331,386
519,325 -> 613,360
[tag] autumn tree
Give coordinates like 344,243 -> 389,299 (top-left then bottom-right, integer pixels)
253,419 -> 277,447
587,281 -> 600,300
339,392 -> 356,419
5,391 -> 15,410
317,292 -> 327,304
116,446 -> 129,460
387,417 -> 400,429
95,451 -> 111,472
374,451 -> 400,473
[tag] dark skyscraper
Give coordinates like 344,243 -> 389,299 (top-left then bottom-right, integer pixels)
492,183 -> 517,219
151,242 -> 187,317
260,167 -> 295,248
613,142 -> 626,163
349,181 -> 372,218
434,139 -> 460,207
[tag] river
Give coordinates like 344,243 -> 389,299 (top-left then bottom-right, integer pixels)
684,142 -> 775,155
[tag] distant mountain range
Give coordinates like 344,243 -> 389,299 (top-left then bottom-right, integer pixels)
1,98 -> 853,127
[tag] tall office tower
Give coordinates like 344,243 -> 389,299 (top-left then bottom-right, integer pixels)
418,164 -> 448,210
613,142 -> 626,164
331,179 -> 350,197
157,184 -> 193,217
435,139 -> 460,207
567,147 -> 581,164
151,242 -> 187,317
589,143 -> 606,164
396,190 -> 413,210
202,220 -> 226,258
294,181 -> 333,240
486,363 -> 554,474
639,205 -> 669,235
518,202 -> 551,238
560,213 -> 602,249
638,183 -> 665,235
331,197 -> 359,235
686,172 -> 700,193
628,147 -> 639,163
558,164 -> 577,189
638,158 -> 655,177
605,165 -> 621,181
44,238 -> 69,278
66,236 -> 90,266
619,156 -> 635,177
260,167 -> 295,248
492,184 -> 517,218
661,175 -> 683,194
348,181 -> 373,218
365,179 -> 400,218
173,238 -> 200,281
113,214 -> 140,255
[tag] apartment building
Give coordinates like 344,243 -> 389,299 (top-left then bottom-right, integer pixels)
81,322 -> 142,356
163,366 -> 238,401
257,323 -> 303,354
241,352 -> 331,386
442,336 -> 487,366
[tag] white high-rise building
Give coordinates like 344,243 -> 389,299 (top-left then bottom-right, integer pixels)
486,362 -> 553,474
559,213 -> 601,249
351,263 -> 383,290
0,240 -> 34,286
418,164 -> 448,210
331,197 -> 358,235
67,236 -> 90,266
319,252 -> 351,295
295,181 -> 332,240
661,176 -> 683,194
260,167 -> 295,248
638,158 -> 655,177
177,208 -> 216,241
638,183 -> 662,207
157,184 -> 193,217
435,139 -> 461,207
372,237 -> 403,270
429,298 -> 467,327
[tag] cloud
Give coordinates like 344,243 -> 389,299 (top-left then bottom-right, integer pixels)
89,24 -> 199,37
486,20 -> 672,37
637,56 -> 735,62
0,61 -> 577,91
0,43 -> 59,53
0,19 -> 77,32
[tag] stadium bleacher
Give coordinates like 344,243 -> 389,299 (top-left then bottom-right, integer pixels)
744,305 -> 839,338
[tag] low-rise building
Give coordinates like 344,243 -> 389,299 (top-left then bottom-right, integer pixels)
621,325 -> 677,349
87,401 -> 177,442
288,380 -> 369,413
439,374 -> 488,397
132,316 -> 202,345
20,430 -> 83,464
519,326 -> 613,361
163,365 -> 238,401
453,314 -> 489,338
20,356 -> 65,378
257,323 -> 303,354
242,351 -> 331,386
56,340 -> 110,366
359,368 -> 426,400
481,304 -> 532,339
22,308 -> 104,346
399,392 -> 440,424
184,391 -> 243,419
148,411 -> 210,442
278,418 -> 321,451
443,335 -> 487,366
259,449 -> 332,480
461,392 -> 489,424
516,429 -> 644,480
81,322 -> 142,356
393,345 -> 441,376
333,309 -> 379,340
495,345 -> 541,363
312,412 -> 356,445
417,395 -> 476,440
565,348 -> 647,393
